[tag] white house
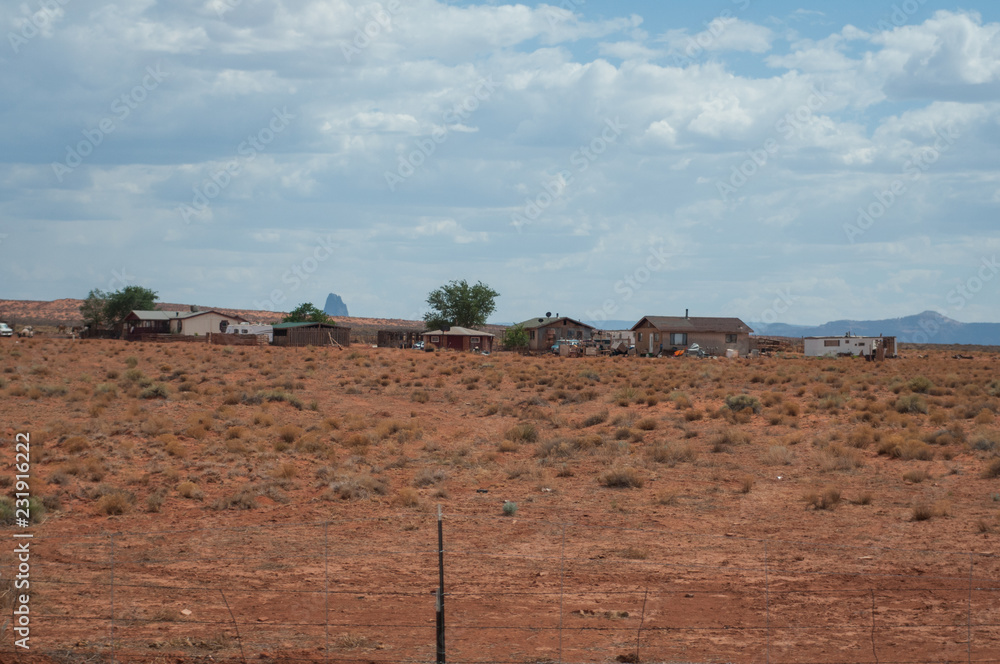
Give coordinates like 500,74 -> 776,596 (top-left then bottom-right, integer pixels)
804,335 -> 896,358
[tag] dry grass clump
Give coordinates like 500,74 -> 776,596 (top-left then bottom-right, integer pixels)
505,422 -> 538,443
725,394 -> 762,414
580,410 -> 608,427
177,481 -> 204,500
982,458 -> 1000,479
413,468 -> 448,487
763,445 -> 795,466
394,487 -> 422,508
876,435 -> 934,461
649,441 -> 697,466
325,473 -> 388,500
635,418 -> 658,431
96,489 -> 136,516
895,394 -> 928,414
820,445 -> 865,471
710,428 -> 750,453
738,475 -> 755,494
803,486 -> 841,510
599,465 -> 644,488
903,469 -> 929,484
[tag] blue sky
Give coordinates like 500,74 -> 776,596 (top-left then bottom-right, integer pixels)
2,0 -> 1000,326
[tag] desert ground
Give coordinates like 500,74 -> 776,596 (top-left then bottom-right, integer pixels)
2,338 -> 1000,664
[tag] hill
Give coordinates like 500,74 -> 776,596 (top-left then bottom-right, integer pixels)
750,310 -> 1000,345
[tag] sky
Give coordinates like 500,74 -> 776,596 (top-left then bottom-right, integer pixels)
2,0 -> 1000,327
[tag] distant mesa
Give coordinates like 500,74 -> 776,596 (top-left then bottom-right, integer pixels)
324,293 -> 349,317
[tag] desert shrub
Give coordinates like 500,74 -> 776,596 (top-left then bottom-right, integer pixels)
505,422 -> 538,443
763,445 -> 794,466
146,490 -> 166,513
684,409 -> 703,422
96,490 -> 135,516
804,486 -> 841,510
139,383 -> 169,399
877,436 -> 934,461
903,469 -> 929,483
783,402 -> 801,417
326,474 -> 387,500
537,439 -> 576,459
908,376 -> 933,393
413,468 -> 448,487
253,390 -> 303,410
274,462 -> 298,479
739,475 -> 754,494
394,488 -> 421,508
581,411 -> 608,427
650,442 -> 697,466
277,425 -> 301,444
599,465 -> 644,488
502,501 -> 518,516
636,418 -> 658,431
0,496 -> 45,525
911,503 -> 933,521
177,481 -> 204,500
212,485 -> 260,510
820,445 -> 865,471
983,458 -> 1000,479
710,428 -> 750,453
725,395 -> 762,414
411,390 -> 430,403
895,394 -> 928,414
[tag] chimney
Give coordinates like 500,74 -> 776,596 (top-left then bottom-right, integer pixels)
685,309 -> 689,319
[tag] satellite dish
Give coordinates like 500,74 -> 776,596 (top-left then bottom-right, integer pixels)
546,311 -> 552,317
219,320 -> 229,332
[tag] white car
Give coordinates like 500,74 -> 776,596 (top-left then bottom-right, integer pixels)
0,323 -> 12,337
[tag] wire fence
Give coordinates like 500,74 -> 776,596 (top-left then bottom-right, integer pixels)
3,513 -> 1000,664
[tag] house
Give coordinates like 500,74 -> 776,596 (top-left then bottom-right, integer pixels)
803,335 -> 896,359
124,310 -> 247,340
631,312 -> 753,357
422,327 -> 494,352
519,315 -> 597,352
271,322 -> 351,347
377,329 -> 424,348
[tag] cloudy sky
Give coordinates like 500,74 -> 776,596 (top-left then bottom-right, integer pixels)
3,0 -> 1000,326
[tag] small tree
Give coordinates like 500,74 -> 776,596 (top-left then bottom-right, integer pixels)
502,323 -> 529,352
423,280 -> 499,330
283,303 -> 329,324
103,286 -> 158,328
79,289 -> 108,328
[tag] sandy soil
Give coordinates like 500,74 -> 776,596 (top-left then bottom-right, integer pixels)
1,338 -> 999,663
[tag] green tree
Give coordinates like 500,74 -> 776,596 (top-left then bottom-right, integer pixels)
79,289 -> 108,328
283,302 -> 329,324
103,286 -> 158,328
502,323 -> 529,351
423,280 -> 499,330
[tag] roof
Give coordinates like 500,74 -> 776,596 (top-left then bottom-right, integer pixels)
126,309 -> 247,322
632,316 -> 753,334
272,321 -> 349,329
423,327 -> 495,337
519,316 -> 596,330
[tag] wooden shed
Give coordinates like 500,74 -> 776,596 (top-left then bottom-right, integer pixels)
271,322 -> 351,347
377,329 -> 424,348
422,327 -> 494,352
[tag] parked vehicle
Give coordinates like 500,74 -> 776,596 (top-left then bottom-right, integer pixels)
413,341 -> 425,350
550,339 -> 580,354
0,323 -> 12,337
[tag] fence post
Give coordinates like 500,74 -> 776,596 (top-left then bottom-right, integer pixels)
968,554 -> 974,664
559,522 -> 565,664
110,533 -> 115,664
764,540 -> 770,664
325,522 -> 330,664
436,505 -> 446,664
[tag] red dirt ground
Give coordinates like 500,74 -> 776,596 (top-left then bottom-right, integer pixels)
1,338 -> 1000,663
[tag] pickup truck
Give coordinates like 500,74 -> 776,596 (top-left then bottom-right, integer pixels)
0,323 -> 12,337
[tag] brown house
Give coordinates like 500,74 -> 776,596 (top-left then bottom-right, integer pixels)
124,310 -> 247,340
519,315 -> 597,352
422,327 -> 494,352
631,313 -> 753,357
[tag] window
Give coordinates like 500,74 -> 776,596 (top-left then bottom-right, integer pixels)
529,330 -> 535,340
653,333 -> 659,342
470,337 -> 480,343
726,334 -> 737,343
670,333 -> 687,345
637,332 -> 643,342
431,336 -> 440,343
824,340 -> 840,347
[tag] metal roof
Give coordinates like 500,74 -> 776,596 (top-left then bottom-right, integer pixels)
422,326 -> 494,337
632,316 -> 753,334
271,321 -> 348,329
519,316 -> 596,330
